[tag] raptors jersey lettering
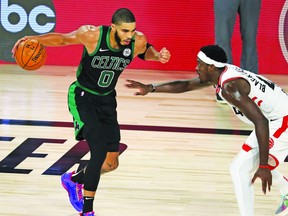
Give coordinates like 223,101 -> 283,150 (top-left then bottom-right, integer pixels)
217,64 -> 288,124
76,25 -> 134,95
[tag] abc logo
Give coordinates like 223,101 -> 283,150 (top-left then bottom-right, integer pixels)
279,1 -> 288,63
0,0 -> 56,62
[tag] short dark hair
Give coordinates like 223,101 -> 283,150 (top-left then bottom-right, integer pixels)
200,45 -> 228,64
112,8 -> 136,25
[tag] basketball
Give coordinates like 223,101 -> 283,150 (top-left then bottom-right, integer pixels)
14,39 -> 47,71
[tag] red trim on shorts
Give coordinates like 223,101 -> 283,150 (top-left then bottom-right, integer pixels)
273,116 -> 288,138
268,154 -> 279,170
252,96 -> 257,101
269,137 -> 274,149
242,143 -> 252,152
257,100 -> 263,106
242,143 -> 279,171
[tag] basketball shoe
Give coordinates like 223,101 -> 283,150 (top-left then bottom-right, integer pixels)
275,194 -> 288,215
80,211 -> 95,216
61,171 -> 84,212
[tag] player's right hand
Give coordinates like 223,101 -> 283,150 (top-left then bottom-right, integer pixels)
251,167 -> 272,194
125,79 -> 150,96
159,47 -> 170,64
11,36 -> 30,58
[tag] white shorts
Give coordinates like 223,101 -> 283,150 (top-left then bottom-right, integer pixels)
241,115 -> 288,169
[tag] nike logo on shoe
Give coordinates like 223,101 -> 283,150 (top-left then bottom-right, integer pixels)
99,48 -> 109,52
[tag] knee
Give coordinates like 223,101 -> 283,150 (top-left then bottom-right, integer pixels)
230,157 -> 252,179
101,161 -> 119,173
230,160 -> 238,176
230,159 -> 245,177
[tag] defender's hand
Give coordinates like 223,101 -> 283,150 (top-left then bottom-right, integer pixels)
125,79 -> 151,96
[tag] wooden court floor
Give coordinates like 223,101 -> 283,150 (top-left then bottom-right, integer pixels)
0,64 -> 288,216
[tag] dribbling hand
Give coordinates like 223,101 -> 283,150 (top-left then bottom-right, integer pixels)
11,36 -> 31,58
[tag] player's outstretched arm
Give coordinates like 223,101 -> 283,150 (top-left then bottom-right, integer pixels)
125,77 -> 211,96
11,26 -> 90,57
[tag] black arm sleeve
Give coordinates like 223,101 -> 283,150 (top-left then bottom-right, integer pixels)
138,43 -> 152,60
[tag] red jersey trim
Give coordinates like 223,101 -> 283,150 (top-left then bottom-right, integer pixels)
217,66 -> 228,87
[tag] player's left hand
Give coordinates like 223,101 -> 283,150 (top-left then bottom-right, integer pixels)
251,167 -> 272,194
159,47 -> 170,64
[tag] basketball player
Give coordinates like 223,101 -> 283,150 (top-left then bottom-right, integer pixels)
12,8 -> 170,216
125,45 -> 288,216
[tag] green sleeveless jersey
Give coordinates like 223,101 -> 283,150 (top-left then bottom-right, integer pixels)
76,25 -> 135,95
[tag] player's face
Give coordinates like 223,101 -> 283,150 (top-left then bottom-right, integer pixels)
196,58 -> 211,82
113,22 -> 136,47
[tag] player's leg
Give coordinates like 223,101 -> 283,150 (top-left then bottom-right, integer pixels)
82,90 -> 124,215
66,143 -> 127,209
230,147 -> 258,216
266,153 -> 288,215
267,117 -> 288,215
269,150 -> 288,200
81,124 -> 107,215
65,142 -> 127,214
61,83 -> 87,212
274,169 -> 288,215
81,90 -> 123,215
100,95 -> 127,174
101,152 -> 119,174
214,0 -> 239,64
101,143 -> 128,174
238,0 -> 261,73
62,84 -> 107,214
73,142 -> 127,177
273,170 -> 288,195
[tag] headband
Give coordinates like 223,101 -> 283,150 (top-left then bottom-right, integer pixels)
197,51 -> 226,68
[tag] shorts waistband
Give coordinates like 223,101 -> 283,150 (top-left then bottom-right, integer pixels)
75,81 -> 113,96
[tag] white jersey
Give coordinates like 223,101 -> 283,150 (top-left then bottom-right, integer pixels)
217,64 -> 288,124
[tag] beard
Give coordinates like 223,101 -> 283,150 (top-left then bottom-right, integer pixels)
115,30 -> 130,49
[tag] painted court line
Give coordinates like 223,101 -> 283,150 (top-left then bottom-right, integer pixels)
0,119 -> 251,136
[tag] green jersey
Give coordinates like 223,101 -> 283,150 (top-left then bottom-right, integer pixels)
76,25 -> 135,95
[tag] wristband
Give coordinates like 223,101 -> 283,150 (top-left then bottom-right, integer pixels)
138,43 -> 153,60
259,165 -> 269,169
